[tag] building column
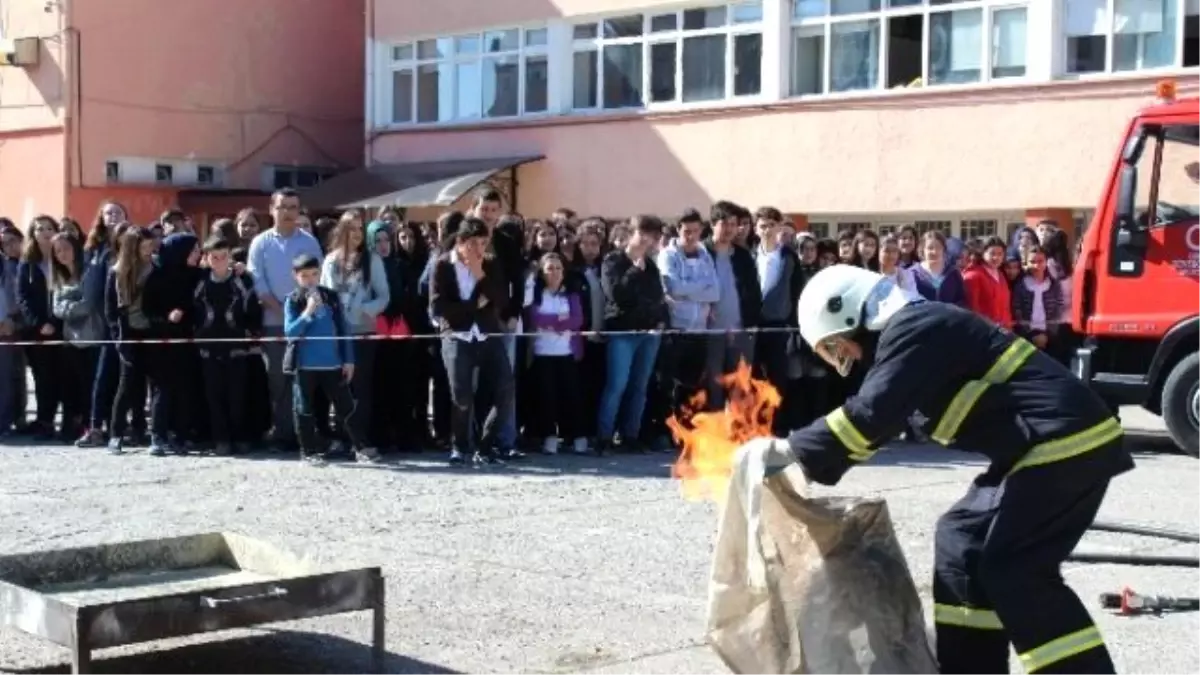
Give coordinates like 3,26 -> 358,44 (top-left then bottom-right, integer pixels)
1025,207 -> 1075,238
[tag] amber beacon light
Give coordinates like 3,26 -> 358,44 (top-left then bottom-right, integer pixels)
1156,79 -> 1178,103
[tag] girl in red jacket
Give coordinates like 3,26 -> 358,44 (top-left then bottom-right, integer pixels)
962,236 -> 1013,329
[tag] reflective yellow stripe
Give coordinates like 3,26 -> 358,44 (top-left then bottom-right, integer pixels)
1019,625 -> 1106,673
931,339 -> 1038,444
933,603 -> 1004,630
825,408 -> 875,462
1009,417 -> 1123,475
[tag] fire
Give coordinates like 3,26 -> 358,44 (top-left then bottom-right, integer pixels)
667,360 -> 782,504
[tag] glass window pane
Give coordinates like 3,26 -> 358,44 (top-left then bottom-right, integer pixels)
524,54 -> 549,112
602,43 -> 643,108
482,56 -> 519,118
416,63 -> 453,122
831,0 -> 880,15
791,27 -> 826,94
525,28 -> 549,47
454,34 -> 480,55
887,0 -> 922,6
830,19 -> 880,92
603,15 -> 644,38
417,39 -> 450,60
392,44 -> 414,61
651,13 -> 678,32
1066,35 -> 1106,72
734,33 -> 763,95
650,42 -> 678,102
455,62 -> 482,118
991,7 -> 1027,78
682,34 -> 726,102
484,29 -> 520,53
392,69 -> 413,123
574,23 -> 599,40
1114,0 -> 1178,71
732,1 -> 764,23
573,50 -> 599,108
794,0 -> 828,19
684,6 -> 728,30
928,8 -> 982,84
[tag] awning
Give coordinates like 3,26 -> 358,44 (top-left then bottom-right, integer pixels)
300,154 -> 544,210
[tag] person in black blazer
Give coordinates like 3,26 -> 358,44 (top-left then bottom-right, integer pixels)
15,215 -> 63,440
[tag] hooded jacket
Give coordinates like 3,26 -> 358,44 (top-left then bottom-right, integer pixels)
143,233 -> 202,338
366,220 -> 411,322
656,238 -> 719,331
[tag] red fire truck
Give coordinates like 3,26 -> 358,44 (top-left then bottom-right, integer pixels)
1072,81 -> 1199,457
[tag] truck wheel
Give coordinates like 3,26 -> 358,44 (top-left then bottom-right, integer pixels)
1160,353 -> 1199,458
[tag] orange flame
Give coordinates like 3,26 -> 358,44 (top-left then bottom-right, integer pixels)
667,360 -> 782,504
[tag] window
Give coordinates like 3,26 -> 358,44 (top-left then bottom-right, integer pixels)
270,166 -> 338,191
808,221 -> 831,238
105,161 -> 120,183
914,219 -> 951,235
197,165 -> 215,186
1063,0 -> 1188,74
837,221 -> 871,233
1005,221 -> 1025,241
1132,123 -> 1199,228
388,27 -> 548,124
877,222 -> 903,235
572,2 -> 764,110
790,0 -> 1027,96
154,164 -> 173,184
960,218 -> 999,240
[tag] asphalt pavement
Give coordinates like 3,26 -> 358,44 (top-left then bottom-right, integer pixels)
0,407 -> 1195,674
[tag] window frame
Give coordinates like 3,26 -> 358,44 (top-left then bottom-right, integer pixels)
385,25 -> 551,127
570,1 -> 767,113
1058,0 -> 1195,77
788,0 -> 1033,99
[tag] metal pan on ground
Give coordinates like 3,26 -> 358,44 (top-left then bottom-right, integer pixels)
0,533 -> 385,674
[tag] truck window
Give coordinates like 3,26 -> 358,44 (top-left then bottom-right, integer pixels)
1133,123 -> 1200,230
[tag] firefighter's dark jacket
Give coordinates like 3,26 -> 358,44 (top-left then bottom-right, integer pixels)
788,300 -> 1134,485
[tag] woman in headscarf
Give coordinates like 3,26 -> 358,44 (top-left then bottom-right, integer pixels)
141,232 -> 203,454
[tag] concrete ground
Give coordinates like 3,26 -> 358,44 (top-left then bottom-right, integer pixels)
0,407 -> 1195,674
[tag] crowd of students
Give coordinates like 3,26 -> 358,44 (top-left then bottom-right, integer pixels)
0,189 -> 1079,465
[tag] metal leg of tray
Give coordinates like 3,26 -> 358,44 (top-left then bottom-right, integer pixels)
71,613 -> 92,675
372,573 -> 386,674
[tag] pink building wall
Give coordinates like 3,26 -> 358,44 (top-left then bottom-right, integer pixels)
1,0 -> 365,225
71,0 -> 365,189
0,0 -> 69,219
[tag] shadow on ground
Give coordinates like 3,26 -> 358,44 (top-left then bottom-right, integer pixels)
5,631 -> 459,675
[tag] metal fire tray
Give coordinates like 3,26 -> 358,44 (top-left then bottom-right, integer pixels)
0,532 -> 385,674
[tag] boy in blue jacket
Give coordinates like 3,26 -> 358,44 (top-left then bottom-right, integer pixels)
283,254 -> 378,466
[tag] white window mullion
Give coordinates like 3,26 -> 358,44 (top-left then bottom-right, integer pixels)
879,14 -> 890,89
980,6 -> 992,82
920,12 -> 931,84
674,35 -> 685,103
1104,0 -> 1115,72
597,44 -> 606,108
726,31 -> 736,98
823,21 -> 832,94
763,0 -> 789,100
547,19 -> 572,114
642,40 -> 652,106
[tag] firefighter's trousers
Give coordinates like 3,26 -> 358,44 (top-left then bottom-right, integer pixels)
932,447 -> 1118,674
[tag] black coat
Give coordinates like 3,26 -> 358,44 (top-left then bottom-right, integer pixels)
787,301 -> 1133,486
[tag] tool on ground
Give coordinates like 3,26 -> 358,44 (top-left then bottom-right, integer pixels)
1066,520 -> 1199,568
1100,587 -> 1200,615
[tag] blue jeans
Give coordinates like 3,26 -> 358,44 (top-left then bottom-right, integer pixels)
596,334 -> 661,440
90,343 -> 119,430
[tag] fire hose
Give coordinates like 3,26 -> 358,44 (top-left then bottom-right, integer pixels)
1069,521 -> 1200,615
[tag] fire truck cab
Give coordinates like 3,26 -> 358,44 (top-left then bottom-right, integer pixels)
1072,81 -> 1200,457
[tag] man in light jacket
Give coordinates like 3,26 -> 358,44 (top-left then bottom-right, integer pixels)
656,208 -> 719,417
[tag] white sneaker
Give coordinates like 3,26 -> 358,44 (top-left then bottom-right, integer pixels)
572,437 -> 590,455
542,437 -> 559,455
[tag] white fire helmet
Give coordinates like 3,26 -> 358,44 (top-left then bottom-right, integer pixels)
797,264 -> 886,377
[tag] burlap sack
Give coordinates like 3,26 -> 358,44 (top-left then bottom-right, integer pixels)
706,446 -> 937,674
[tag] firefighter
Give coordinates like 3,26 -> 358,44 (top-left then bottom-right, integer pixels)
761,264 -> 1133,674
